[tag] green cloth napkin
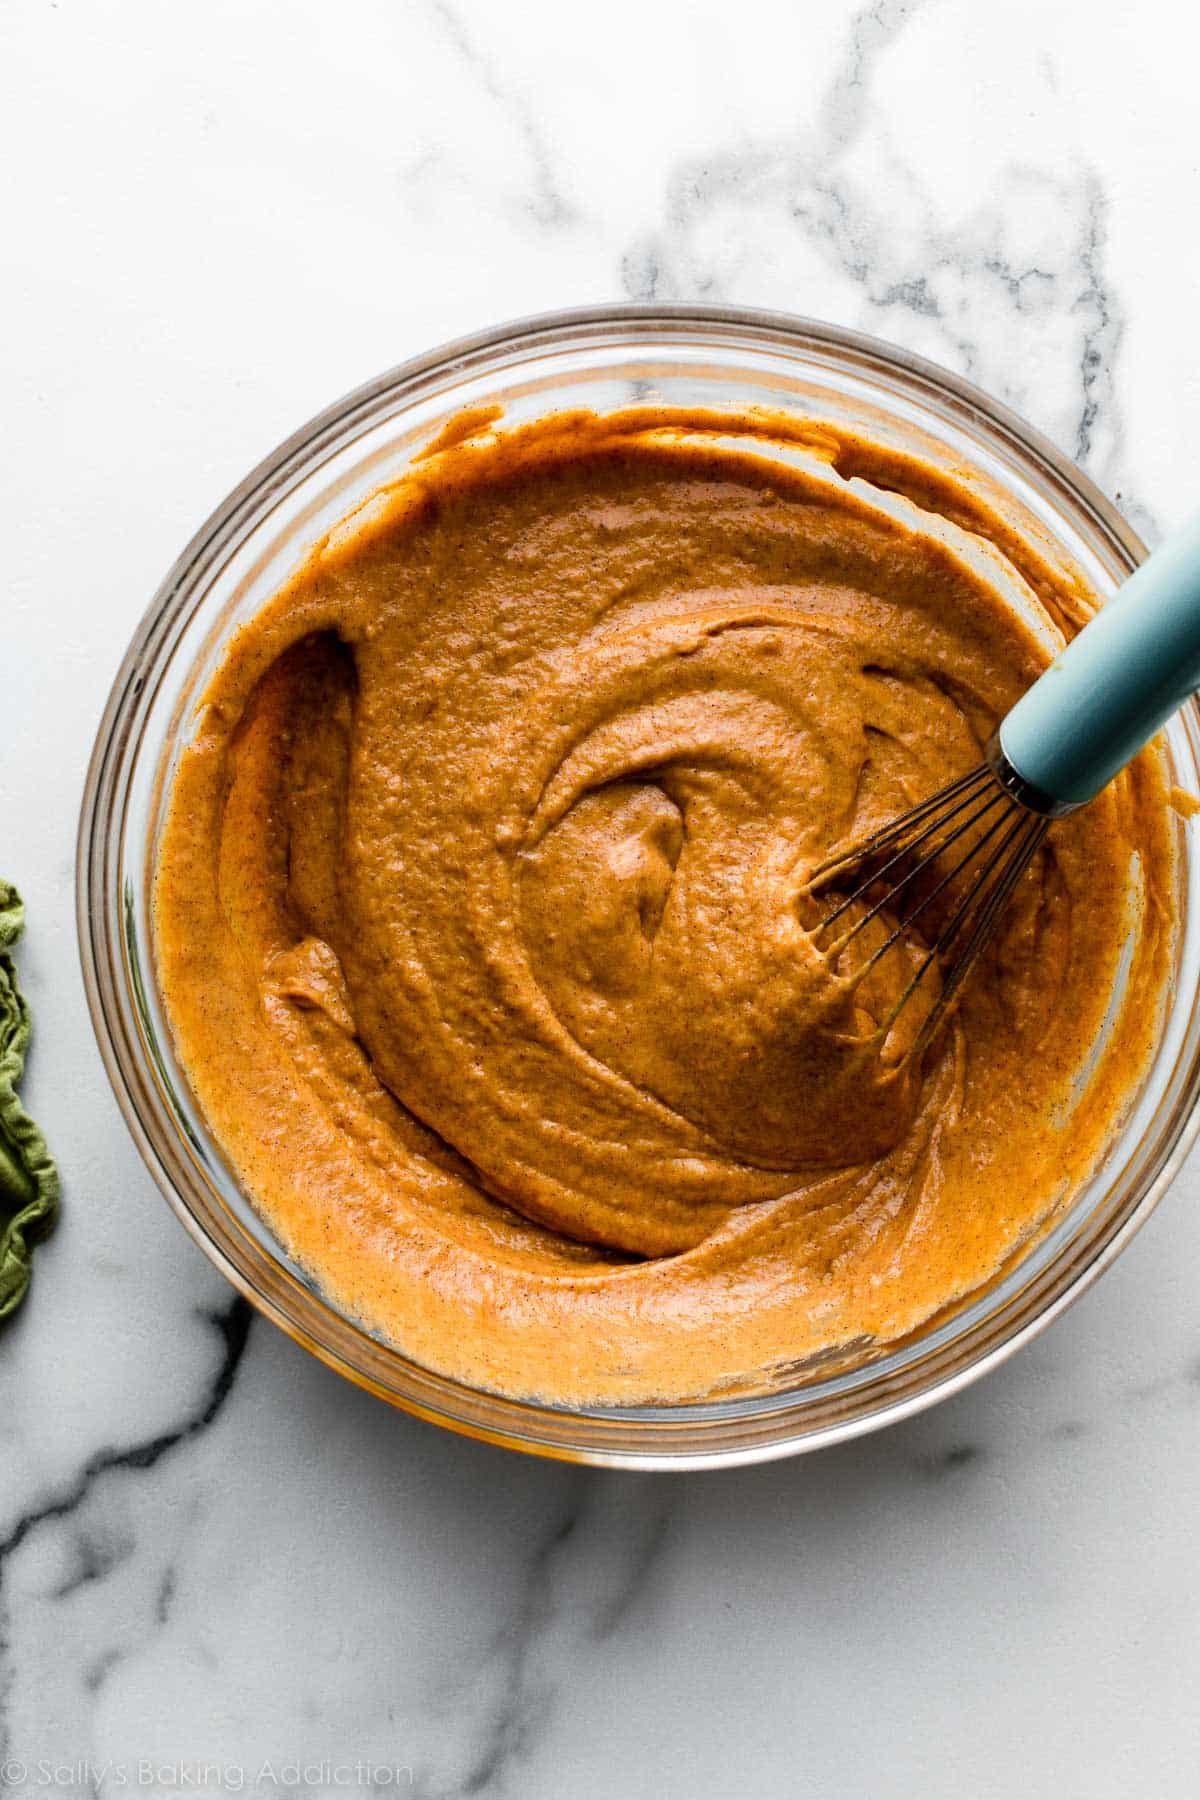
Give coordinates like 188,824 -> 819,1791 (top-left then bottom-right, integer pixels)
0,881 -> 59,1319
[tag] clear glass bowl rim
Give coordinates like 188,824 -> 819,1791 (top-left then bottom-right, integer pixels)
76,303 -> 1200,1470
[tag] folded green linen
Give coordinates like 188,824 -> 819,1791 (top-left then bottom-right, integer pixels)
0,881 -> 59,1319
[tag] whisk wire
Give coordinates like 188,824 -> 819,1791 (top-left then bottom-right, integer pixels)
807,758 -> 1051,1062
823,784 -> 1011,962
813,764 -> 993,890
909,812 -> 1049,1057
852,800 -> 1016,977
815,767 -> 1002,942
880,809 -> 1046,1054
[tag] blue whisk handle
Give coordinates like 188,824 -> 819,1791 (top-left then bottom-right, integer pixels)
999,510 -> 1200,809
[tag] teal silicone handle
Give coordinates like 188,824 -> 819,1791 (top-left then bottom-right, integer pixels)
999,510 -> 1200,808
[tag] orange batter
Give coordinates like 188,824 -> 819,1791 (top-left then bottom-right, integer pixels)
153,409 -> 1174,1403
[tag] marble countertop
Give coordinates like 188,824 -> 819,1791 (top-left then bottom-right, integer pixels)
5,1 -> 1200,1793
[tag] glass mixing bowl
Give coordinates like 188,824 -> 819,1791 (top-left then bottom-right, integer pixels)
77,306 -> 1200,1468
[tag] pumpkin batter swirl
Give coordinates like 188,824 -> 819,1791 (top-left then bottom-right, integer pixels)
154,409 -> 1174,1403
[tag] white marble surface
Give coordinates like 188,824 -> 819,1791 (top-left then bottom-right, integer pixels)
4,1 -> 1200,1793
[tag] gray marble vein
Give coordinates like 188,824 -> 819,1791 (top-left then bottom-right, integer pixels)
619,0 -> 1150,532
424,0 -> 579,230
0,1300 -> 250,1570
458,1471 -> 591,1797
396,1471 -> 678,1797
48,1527 -> 136,1603
0,1300 -> 250,1760
821,0 -> 928,148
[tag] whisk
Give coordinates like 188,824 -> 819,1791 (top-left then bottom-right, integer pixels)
807,512 -> 1200,1059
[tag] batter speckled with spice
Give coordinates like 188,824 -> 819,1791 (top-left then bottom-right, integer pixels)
153,407 -> 1174,1402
